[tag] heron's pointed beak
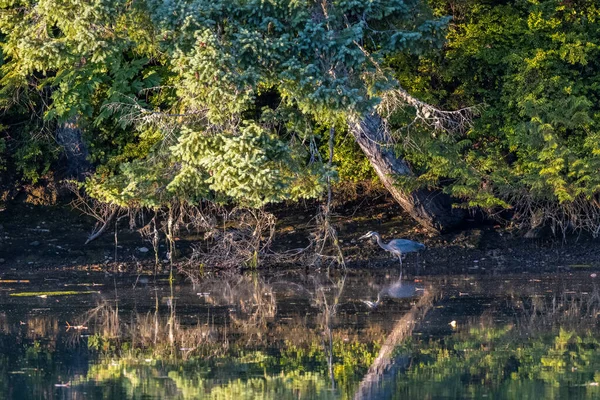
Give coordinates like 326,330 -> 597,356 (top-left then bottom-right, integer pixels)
358,233 -> 371,240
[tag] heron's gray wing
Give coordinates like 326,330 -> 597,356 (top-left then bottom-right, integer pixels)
388,239 -> 416,246
388,239 -> 425,253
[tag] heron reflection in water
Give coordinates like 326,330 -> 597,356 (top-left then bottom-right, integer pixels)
361,278 -> 422,309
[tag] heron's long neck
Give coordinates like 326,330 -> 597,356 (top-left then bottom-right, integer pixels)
374,234 -> 385,247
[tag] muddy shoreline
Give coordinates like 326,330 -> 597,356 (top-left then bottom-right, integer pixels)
1,198 -> 599,277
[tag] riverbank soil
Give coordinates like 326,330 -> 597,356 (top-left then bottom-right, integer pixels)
0,195 -> 599,275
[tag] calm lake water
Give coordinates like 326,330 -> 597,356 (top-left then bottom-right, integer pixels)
0,269 -> 599,399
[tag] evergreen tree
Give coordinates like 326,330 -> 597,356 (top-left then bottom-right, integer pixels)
391,0 -> 600,232
2,0 -> 462,231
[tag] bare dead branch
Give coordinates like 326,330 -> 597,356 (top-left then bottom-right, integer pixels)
67,182 -> 125,244
84,208 -> 118,244
181,207 -> 276,274
352,38 -> 480,137
378,88 -> 482,136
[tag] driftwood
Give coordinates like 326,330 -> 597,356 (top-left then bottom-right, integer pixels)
84,208 -> 118,244
67,182 -> 126,245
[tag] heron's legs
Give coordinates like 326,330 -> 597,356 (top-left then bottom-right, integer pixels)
397,254 -> 404,280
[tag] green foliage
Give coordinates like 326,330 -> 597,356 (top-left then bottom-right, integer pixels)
389,0 -> 600,221
0,0 -> 163,184
0,0 -> 159,120
10,129 -> 57,184
87,123 -> 331,208
156,0 -> 448,120
400,326 -> 600,399
0,0 -> 448,208
5,0 -> 600,227
170,123 -> 329,207
321,129 -> 378,185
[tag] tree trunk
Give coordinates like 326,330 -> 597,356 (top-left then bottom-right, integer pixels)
349,113 -> 465,233
55,119 -> 91,180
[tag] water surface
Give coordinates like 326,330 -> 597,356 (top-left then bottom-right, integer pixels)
0,270 -> 599,399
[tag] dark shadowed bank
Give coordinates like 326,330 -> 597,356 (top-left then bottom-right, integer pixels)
0,194 -> 599,277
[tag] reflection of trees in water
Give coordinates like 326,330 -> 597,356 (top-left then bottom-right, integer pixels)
512,286 -> 600,334
80,301 -> 225,361
6,275 -> 599,399
311,273 -> 346,391
0,312 -> 61,343
354,287 -> 436,400
199,274 -> 276,329
70,275 -> 278,361
395,285 -> 600,399
69,271 -> 433,399
0,312 -> 88,399
26,317 -> 60,342
62,272 -> 391,398
399,327 -> 600,399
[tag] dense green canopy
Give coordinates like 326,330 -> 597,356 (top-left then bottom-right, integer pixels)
0,0 -> 447,209
391,0 -> 600,229
2,0 -> 600,232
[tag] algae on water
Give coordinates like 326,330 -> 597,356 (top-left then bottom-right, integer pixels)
10,291 -> 98,297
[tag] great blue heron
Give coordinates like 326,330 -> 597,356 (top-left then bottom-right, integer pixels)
358,231 -> 425,266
